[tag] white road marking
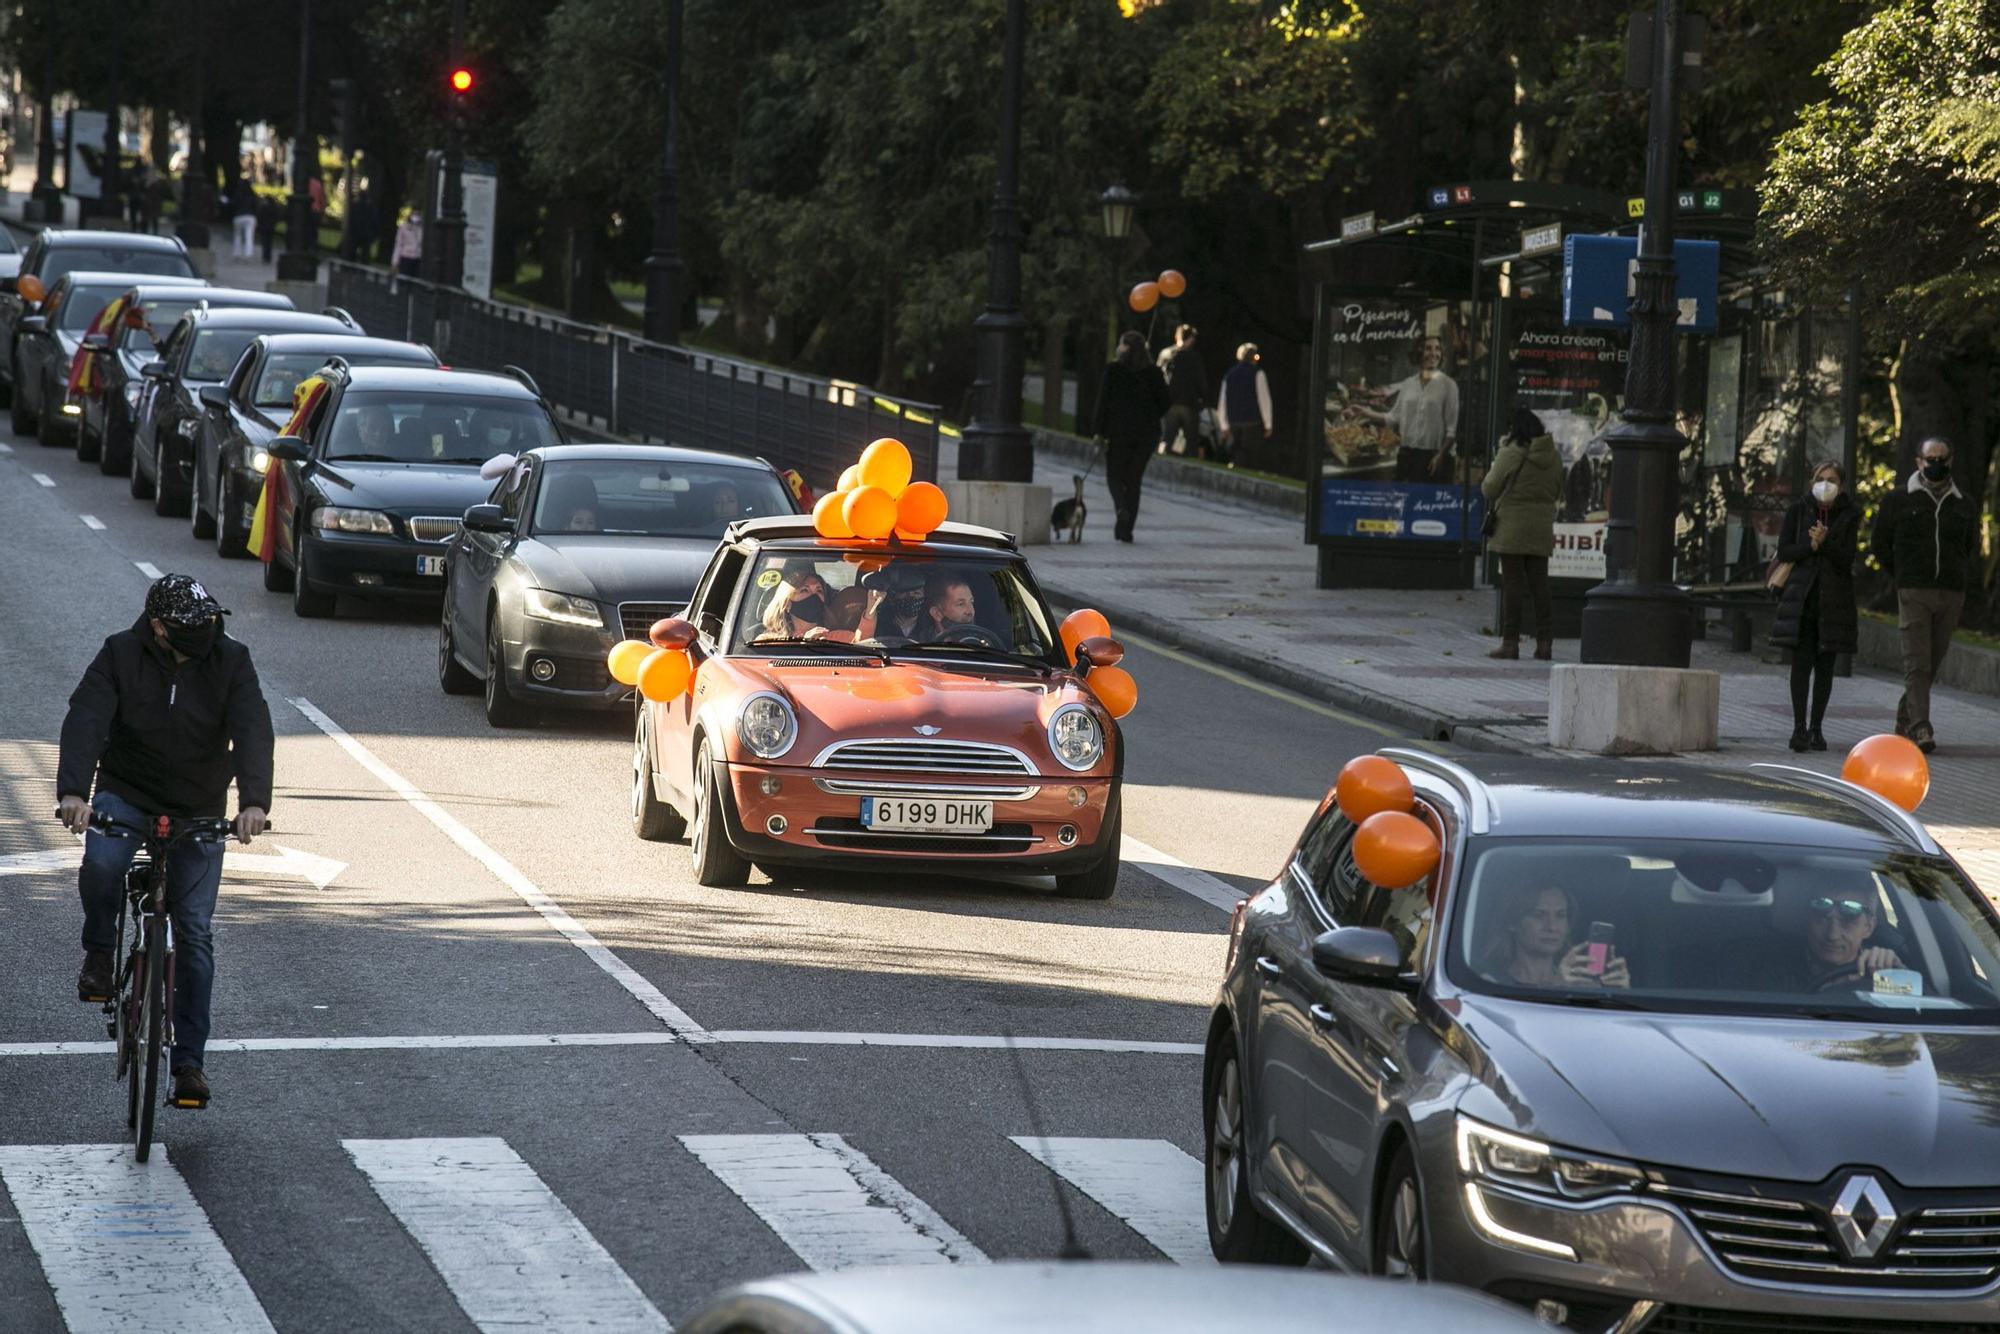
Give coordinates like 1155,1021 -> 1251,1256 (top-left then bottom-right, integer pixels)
0,1029 -> 1203,1058
134,561 -> 163,579
710,1030 -> 1204,1055
290,696 -> 712,1041
0,841 -> 345,888
1010,1136 -> 1212,1265
80,514 -> 106,530
0,440 -> 12,452
345,1137 -> 669,1334
0,1144 -> 276,1333
32,472 -> 54,486
1121,833 -> 1243,912
681,1133 -> 985,1270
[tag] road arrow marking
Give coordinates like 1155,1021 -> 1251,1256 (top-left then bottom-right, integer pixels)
0,843 -> 344,889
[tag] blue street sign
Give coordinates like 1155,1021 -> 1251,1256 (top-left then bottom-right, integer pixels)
1562,235 -> 1721,334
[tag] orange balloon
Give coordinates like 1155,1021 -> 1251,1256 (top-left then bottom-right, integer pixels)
897,480 -> 948,536
844,484 -> 899,540
1060,608 -> 1112,661
839,464 -> 862,492
607,639 -> 651,687
1129,281 -> 1159,313
894,527 -> 927,542
814,490 -> 854,539
649,618 -> 696,649
1353,811 -> 1440,890
1335,755 -> 1415,824
1842,733 -> 1930,813
636,648 -> 692,703
1087,665 -> 1138,718
1156,269 -> 1186,298
859,438 -> 913,496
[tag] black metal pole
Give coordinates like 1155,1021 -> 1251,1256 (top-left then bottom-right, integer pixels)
281,0 -> 316,277
958,0 -> 1032,483
31,84 -> 57,215
182,0 -> 207,232
436,0 -> 468,289
643,0 -> 684,344
1580,0 -> 1692,668
102,18 -> 122,225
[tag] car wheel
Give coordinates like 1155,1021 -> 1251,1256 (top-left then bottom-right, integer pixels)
190,468 -> 217,539
36,383 -> 66,448
215,474 -> 248,559
99,412 -> 128,475
631,707 -> 687,841
1372,1143 -> 1427,1280
76,415 -> 100,463
482,615 -> 533,727
690,737 -> 751,887
437,606 -> 479,695
290,532 -> 337,618
127,430 -> 154,499
1052,795 -> 1120,900
152,438 -> 188,517
262,546 -> 295,592
8,363 -> 35,437
1204,1040 -> 1309,1265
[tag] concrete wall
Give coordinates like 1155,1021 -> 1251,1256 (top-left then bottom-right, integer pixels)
1857,615 -> 2000,699
1030,427 -> 1305,520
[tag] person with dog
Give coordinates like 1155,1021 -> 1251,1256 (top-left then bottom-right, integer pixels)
1092,331 -> 1171,543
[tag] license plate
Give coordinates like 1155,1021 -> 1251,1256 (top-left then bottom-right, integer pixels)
860,796 -> 993,833
416,555 -> 445,576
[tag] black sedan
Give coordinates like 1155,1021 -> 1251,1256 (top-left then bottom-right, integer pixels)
439,443 -> 800,726
85,284 -> 294,471
193,333 -> 440,559
260,363 -> 566,619
0,228 -> 197,406
129,306 -> 359,517
11,270 -> 203,448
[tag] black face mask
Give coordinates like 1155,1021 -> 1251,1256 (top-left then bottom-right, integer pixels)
164,619 -> 221,659
890,591 -> 925,619
1923,459 -> 1952,483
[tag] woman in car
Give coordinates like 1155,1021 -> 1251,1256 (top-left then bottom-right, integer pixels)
1478,884 -> 1630,989
758,560 -> 833,641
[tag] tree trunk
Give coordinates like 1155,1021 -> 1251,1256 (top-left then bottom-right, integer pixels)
147,105 -> 170,171
1042,315 -> 1066,434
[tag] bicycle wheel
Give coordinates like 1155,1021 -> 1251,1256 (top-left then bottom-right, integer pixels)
135,924 -> 164,1161
119,947 -> 139,1125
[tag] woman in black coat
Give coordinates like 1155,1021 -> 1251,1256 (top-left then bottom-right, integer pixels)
1090,330 -> 1171,542
1771,461 -> 1860,752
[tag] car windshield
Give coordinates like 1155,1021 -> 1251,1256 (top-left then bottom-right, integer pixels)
58,287 -> 120,332
1449,838 -> 2000,1024
732,550 -> 1061,665
254,351 -> 424,407
44,248 -> 195,284
531,459 -> 792,538
187,329 -> 261,381
323,389 -> 559,464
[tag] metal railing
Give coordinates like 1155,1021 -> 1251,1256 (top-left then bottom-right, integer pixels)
325,261 -> 941,491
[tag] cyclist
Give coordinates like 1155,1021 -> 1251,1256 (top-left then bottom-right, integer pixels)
55,574 -> 274,1109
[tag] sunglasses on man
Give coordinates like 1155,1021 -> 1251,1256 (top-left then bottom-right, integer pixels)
1810,897 -> 1870,921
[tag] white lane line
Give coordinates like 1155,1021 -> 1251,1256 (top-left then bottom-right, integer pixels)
710,1030 -> 1203,1055
681,1133 -> 985,1270
345,1138 -> 669,1334
80,514 -> 106,530
0,841 -> 345,888
0,1144 -> 276,1333
0,440 -> 13,452
1122,833 -> 1243,913
31,472 -> 54,486
134,561 -> 163,579
0,1030 -> 1202,1058
289,696 -> 713,1042
1009,1136 -> 1212,1265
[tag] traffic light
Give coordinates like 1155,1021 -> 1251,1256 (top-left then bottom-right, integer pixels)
449,66 -> 474,94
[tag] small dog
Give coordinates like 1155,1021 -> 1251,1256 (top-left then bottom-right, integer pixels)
1049,474 -> 1087,543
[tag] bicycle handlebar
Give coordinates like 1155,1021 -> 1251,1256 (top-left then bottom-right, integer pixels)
77,810 -> 268,845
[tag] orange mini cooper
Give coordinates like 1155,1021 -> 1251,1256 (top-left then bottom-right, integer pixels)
630,515 -> 1124,898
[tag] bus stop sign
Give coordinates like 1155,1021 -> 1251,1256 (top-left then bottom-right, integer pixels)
1562,234 -> 1720,334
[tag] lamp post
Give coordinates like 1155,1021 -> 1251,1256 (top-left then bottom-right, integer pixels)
277,0 -> 318,281
959,0 -> 1031,483
30,83 -> 57,219
1579,0 -> 1692,669
431,0 -> 469,289
643,0 -> 684,344
1097,183 -> 1135,366
101,20 -> 121,226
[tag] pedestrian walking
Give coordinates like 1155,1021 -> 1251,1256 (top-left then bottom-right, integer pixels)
1092,330 -> 1171,543
1217,342 -> 1273,468
392,207 -> 424,279
1770,462 -> 1859,753
1870,436 -> 1979,753
255,193 -> 279,262
229,186 -> 257,259
306,173 -> 326,252
1482,408 -> 1564,660
1156,324 -> 1208,457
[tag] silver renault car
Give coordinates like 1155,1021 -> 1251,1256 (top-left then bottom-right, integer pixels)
1204,751 -> 2000,1333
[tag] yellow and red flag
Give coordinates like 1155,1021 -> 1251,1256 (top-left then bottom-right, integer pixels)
65,296 -> 124,400
247,374 -> 330,561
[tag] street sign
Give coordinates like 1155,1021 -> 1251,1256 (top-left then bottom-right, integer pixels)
1562,234 -> 1721,333
1340,211 -> 1376,240
1521,222 -> 1562,257
431,156 -> 499,300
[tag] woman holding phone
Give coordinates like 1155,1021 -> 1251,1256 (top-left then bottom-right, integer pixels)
1479,885 -> 1631,989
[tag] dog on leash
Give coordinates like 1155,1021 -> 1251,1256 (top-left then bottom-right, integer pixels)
1049,474 -> 1087,543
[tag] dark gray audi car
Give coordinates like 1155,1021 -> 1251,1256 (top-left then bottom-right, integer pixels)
1205,751 -> 2000,1333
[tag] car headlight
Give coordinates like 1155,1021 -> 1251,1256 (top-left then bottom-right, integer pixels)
124,383 -> 142,408
176,417 -> 197,437
251,448 -> 270,474
738,692 -> 797,760
1455,1116 -> 1644,1202
522,587 -> 604,628
310,506 -> 395,535
1047,703 -> 1103,771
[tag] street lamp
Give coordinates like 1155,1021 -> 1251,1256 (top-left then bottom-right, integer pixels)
1099,184 -> 1135,241
959,0 -> 1032,484
643,0 -> 685,345
277,0 -> 318,281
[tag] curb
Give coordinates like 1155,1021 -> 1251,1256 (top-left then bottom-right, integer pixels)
1031,428 -> 1306,520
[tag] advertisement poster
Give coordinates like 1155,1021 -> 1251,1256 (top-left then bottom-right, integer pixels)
65,110 -> 109,203
1506,308 -> 1625,578
431,156 -> 498,300
1318,481 -> 1483,542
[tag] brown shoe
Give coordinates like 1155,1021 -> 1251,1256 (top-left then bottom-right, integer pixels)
1533,638 -> 1554,661
171,1064 -> 211,1108
78,950 -> 114,1003
1487,639 -> 1520,660
1912,723 -> 1937,755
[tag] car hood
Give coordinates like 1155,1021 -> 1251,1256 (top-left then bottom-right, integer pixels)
515,535 -> 713,607
1454,995 -> 2000,1185
311,460 -> 493,515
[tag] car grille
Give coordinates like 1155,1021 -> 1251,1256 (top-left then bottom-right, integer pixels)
547,657 -> 611,692
619,602 -> 681,641
406,515 -> 460,544
1650,1307 -> 2000,1334
806,819 -> 1036,854
816,739 -> 1034,776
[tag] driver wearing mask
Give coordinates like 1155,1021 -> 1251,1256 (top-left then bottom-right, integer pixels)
919,574 -> 977,642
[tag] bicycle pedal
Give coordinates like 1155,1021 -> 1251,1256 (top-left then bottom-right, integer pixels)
169,1094 -> 209,1110
78,989 -> 111,1004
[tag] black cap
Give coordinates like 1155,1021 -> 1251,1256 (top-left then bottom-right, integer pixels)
144,573 -> 229,626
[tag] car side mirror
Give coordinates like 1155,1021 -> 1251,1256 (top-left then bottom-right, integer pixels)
82,331 -> 109,351
18,314 -> 45,335
141,360 -> 168,380
647,616 -> 698,650
198,384 -> 229,410
266,436 -> 309,464
1311,927 -> 1417,992
1075,635 -> 1125,671
16,274 -> 44,304
462,502 -> 513,534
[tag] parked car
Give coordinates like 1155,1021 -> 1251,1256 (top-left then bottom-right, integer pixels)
0,228 -> 197,407
11,269 -> 203,447
1204,749 -> 2000,1332
259,363 -> 565,618
629,515 -> 1124,897
83,284 -> 295,471
440,442 -> 800,726
128,305 -> 359,516
0,224 -> 23,284
193,334 -> 440,558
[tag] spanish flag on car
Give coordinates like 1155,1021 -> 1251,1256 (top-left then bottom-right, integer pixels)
247,374 -> 331,561
65,296 -> 125,400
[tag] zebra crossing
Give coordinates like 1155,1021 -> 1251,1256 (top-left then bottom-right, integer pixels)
0,1131 -> 1208,1332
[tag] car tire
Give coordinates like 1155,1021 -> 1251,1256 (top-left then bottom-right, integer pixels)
37,383 -> 66,448
99,412 -> 129,475
437,608 -> 479,695
127,431 -> 154,499
76,416 -> 100,463
215,474 -> 248,559
152,438 -> 188,517
291,532 -> 337,618
262,548 -> 295,592
190,469 -> 217,539
482,615 -> 533,727
1052,796 -> 1120,900
631,708 -> 687,842
1204,1039 -> 1309,1265
1371,1143 -> 1428,1280
690,738 -> 751,887
9,368 -> 36,437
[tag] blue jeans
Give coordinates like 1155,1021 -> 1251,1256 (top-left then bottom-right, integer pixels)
79,790 -> 226,1070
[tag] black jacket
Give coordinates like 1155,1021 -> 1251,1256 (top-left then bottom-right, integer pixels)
1871,472 -> 1979,593
1158,343 -> 1208,409
1091,359 -> 1169,446
1771,492 -> 1859,654
57,616 -> 275,818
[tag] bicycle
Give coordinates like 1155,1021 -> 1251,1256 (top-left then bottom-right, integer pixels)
84,810 -> 243,1162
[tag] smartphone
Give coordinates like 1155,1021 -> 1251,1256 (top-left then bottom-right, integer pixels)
1585,921 -> 1616,976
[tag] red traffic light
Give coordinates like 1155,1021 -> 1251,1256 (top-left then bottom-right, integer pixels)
449,67 -> 474,93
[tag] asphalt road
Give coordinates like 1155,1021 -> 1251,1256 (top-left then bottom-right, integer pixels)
0,417 -> 1412,1331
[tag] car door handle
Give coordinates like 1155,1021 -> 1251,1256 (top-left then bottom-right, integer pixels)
1253,955 -> 1283,980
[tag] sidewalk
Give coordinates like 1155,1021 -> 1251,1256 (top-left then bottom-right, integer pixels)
963,438 -> 2000,890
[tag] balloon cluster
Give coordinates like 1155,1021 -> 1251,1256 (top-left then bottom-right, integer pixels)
1128,269 -> 1187,313
1059,608 -> 1138,719
1334,755 -> 1439,891
607,619 -> 698,703
1841,733 -> 1930,813
813,437 -> 950,542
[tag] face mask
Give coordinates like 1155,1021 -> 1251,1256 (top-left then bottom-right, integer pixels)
1812,480 -> 1838,505
1923,459 -> 1952,483
164,619 -> 221,659
891,591 -> 925,618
